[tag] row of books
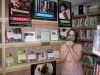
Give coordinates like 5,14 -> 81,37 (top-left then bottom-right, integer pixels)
76,29 -> 95,39
81,55 -> 94,66
81,55 -> 100,66
5,48 -> 59,66
72,16 -> 100,27
80,42 -> 93,52
5,27 -> 71,43
93,62 -> 100,75
83,67 -> 93,75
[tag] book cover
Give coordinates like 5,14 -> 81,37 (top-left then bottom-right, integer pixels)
51,30 -> 58,41
5,28 -> 22,43
17,50 -> 27,63
59,27 -> 71,40
92,29 -> 100,57
31,61 -> 56,75
5,53 -> 15,66
24,32 -> 36,42
37,51 -> 46,61
27,51 -> 35,62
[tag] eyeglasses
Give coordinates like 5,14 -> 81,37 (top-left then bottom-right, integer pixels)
68,34 -> 75,37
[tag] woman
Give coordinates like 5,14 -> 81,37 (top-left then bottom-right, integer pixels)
60,29 -> 83,75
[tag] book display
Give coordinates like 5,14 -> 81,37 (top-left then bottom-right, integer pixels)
0,0 -> 100,75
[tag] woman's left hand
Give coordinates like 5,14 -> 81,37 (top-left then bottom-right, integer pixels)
69,41 -> 74,52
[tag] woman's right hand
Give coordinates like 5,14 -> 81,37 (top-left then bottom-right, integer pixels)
66,41 -> 70,50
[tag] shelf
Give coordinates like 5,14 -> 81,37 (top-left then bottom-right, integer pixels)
0,44 -> 2,48
6,59 -> 60,73
82,64 -> 94,69
0,67 -> 2,74
83,51 -> 96,55
72,26 -> 97,30
5,41 -> 65,48
77,39 -> 93,42
72,11 -> 100,19
0,18 -> 2,23
5,18 -> 58,26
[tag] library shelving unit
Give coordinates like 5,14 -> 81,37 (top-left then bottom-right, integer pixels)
0,0 -> 63,75
72,11 -> 100,70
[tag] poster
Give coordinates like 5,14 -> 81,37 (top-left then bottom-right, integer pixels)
9,0 -> 31,26
58,0 -> 72,27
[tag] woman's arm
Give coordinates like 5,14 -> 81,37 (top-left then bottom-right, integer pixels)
70,42 -> 83,62
60,42 -> 70,62
70,48 -> 83,62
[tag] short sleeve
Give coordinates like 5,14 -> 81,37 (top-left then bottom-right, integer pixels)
75,44 -> 83,51
60,44 -> 66,52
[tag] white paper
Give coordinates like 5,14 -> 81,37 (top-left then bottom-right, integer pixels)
6,57 -> 14,63
18,54 -> 26,60
27,54 -> 35,59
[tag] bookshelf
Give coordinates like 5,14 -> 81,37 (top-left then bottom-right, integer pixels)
5,41 -> 65,48
5,18 -> 58,26
72,11 -> 100,19
77,39 -> 93,42
72,11 -> 100,74
72,26 -> 97,30
83,51 -> 96,55
82,64 -> 94,69
0,67 -> 2,74
6,59 -> 60,73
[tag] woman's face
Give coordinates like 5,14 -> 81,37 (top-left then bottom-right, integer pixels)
68,31 -> 75,38
61,6 -> 66,12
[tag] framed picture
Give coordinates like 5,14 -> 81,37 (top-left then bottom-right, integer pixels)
58,0 -> 72,27
31,60 -> 56,75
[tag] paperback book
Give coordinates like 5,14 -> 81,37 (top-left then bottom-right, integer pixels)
37,51 -> 46,61
27,51 -> 35,62
5,28 -> 22,43
5,53 -> 15,66
17,50 -> 27,63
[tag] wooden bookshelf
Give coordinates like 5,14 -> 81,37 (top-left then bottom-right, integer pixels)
6,59 -> 60,73
0,44 -> 2,48
72,26 -> 97,30
77,38 -> 93,42
72,11 -> 100,19
83,51 -> 96,55
5,41 -> 65,48
0,18 -> 2,23
5,18 -> 58,26
82,64 -> 94,69
0,67 -> 2,74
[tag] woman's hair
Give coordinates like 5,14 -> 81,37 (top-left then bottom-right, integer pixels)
66,29 -> 78,42
59,2 -> 68,13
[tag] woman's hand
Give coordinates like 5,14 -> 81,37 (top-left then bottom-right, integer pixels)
69,41 -> 74,52
66,41 -> 70,51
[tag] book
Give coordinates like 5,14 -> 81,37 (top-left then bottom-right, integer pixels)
51,30 -> 58,41
5,53 -> 15,66
59,27 -> 71,40
92,29 -> 100,56
24,32 -> 36,42
17,50 -> 27,63
37,51 -> 46,61
5,28 -> 22,43
27,51 -> 35,62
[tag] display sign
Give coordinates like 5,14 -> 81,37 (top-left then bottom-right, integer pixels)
9,0 -> 31,26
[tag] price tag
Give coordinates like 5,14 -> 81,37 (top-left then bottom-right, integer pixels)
97,25 -> 100,29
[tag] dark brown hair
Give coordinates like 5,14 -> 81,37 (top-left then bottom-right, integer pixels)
66,29 -> 78,42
